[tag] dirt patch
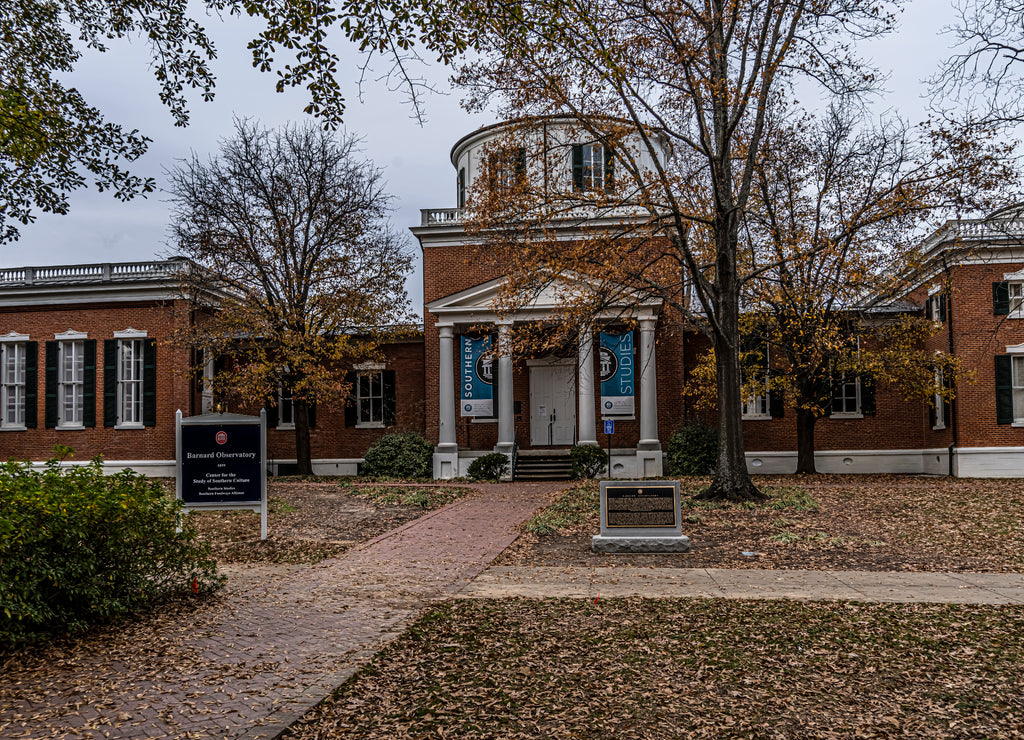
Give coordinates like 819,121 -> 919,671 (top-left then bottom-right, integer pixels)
189,479 -> 477,564
498,475 -> 1024,572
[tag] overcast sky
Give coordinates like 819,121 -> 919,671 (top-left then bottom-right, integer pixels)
0,2 -> 971,311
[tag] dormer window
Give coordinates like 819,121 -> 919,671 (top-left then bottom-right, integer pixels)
572,142 -> 614,193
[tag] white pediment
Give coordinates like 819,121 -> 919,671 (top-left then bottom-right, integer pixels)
426,273 -> 661,323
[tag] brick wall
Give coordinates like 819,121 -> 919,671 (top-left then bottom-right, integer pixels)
0,300 -> 192,462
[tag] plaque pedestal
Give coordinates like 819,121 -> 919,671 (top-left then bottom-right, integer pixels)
592,534 -> 690,553
592,480 -> 691,554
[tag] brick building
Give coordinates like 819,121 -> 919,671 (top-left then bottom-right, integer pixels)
0,260 -> 425,475
6,119 -> 1024,479
412,118 -> 1024,479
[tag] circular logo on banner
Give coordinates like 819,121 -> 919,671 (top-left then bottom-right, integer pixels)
599,346 -> 617,382
215,431 -> 228,445
474,354 -> 494,385
605,401 -> 613,410
464,403 -> 473,413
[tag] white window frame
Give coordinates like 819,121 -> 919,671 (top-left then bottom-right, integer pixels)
1006,343 -> 1024,426
116,339 -> 144,428
55,331 -> 87,428
277,382 -> 295,430
354,362 -> 385,429
1,335 -> 28,429
830,374 -> 862,419
581,142 -> 607,191
927,284 -> 944,323
933,365 -> 946,430
741,343 -> 770,421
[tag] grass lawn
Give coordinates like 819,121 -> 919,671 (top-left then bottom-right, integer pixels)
502,475 -> 1024,572
284,597 -> 1024,739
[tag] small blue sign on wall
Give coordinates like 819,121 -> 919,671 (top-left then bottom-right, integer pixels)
604,419 -> 615,435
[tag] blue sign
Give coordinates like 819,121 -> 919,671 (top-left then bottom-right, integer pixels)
599,331 -> 635,415
460,335 -> 493,417
604,419 -> 615,435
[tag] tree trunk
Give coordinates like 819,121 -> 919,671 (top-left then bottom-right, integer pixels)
294,399 -> 313,476
795,406 -> 817,474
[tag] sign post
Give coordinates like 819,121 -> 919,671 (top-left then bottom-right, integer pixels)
592,480 -> 690,553
176,410 -> 268,539
604,418 -> 614,476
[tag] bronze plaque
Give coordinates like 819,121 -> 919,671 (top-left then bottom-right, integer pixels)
604,485 -> 677,528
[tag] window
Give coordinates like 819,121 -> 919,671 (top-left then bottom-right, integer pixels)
117,339 -> 144,426
357,370 -> 384,426
488,147 -> 526,192
926,291 -> 947,323
278,383 -> 294,429
993,279 -> 1024,317
831,374 -> 861,417
457,167 -> 466,208
741,339 -> 776,420
1,342 -> 26,427
59,340 -> 85,426
1013,357 -> 1024,424
572,143 -> 613,193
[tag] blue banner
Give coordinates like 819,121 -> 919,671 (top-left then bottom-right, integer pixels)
460,335 -> 493,417
599,331 -> 634,415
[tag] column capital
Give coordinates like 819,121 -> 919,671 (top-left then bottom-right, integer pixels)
437,323 -> 455,338
639,316 -> 658,331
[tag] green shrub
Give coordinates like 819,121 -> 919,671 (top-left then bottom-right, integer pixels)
666,424 -> 718,476
0,455 -> 222,649
360,431 -> 434,479
466,453 -> 510,482
570,445 -> 608,479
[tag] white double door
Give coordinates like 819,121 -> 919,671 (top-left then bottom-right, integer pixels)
529,361 -> 576,446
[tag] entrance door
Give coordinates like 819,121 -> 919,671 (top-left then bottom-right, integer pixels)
529,362 -> 576,446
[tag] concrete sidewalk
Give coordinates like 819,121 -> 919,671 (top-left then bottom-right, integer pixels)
461,566 -> 1024,604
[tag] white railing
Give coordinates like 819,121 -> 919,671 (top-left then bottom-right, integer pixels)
0,260 -> 180,286
921,218 -> 1024,251
420,208 -> 465,226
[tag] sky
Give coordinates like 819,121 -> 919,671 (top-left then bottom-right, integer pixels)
0,1 -> 969,313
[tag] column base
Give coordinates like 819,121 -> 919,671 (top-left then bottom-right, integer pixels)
492,446 -> 515,481
433,446 -> 459,480
577,439 -> 599,447
636,447 -> 663,478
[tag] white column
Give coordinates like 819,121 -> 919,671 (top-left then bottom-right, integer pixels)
495,322 -> 515,453
639,317 -> 660,447
434,324 -> 459,478
577,326 -> 598,446
637,316 -> 662,477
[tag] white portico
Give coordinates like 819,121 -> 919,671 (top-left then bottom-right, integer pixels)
426,276 -> 663,479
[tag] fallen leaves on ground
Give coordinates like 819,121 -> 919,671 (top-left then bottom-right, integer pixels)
282,597 -> 1024,739
501,475 -> 1024,572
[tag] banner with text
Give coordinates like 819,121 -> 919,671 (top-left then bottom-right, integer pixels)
600,331 -> 635,415
460,335 -> 494,417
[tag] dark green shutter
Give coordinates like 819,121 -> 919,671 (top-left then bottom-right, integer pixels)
265,394 -> 278,427
860,375 -> 876,416
344,371 -> 357,427
308,400 -> 317,429
383,369 -> 396,426
928,401 -> 936,429
996,355 -> 1013,424
24,341 -> 37,428
994,282 -> 1010,315
457,168 -> 466,209
44,341 -> 58,428
924,296 -> 933,319
938,293 -> 947,322
769,388 -> 784,418
142,339 -> 156,427
604,145 -> 614,194
571,145 -> 583,191
515,147 -> 526,182
83,339 -> 96,427
103,340 -> 117,427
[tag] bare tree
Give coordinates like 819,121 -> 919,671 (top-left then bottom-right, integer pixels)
457,0 -> 899,500
168,119 -> 413,475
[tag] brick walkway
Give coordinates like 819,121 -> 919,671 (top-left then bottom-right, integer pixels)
0,482 -> 560,740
